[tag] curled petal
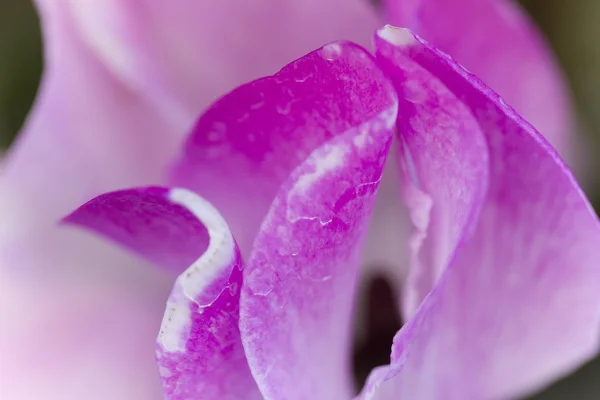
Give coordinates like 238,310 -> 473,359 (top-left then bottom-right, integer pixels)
241,111 -> 394,399
65,187 -> 260,399
171,42 -> 398,255
64,187 -> 209,275
384,0 -> 572,155
365,27 -> 600,399
374,30 -> 490,318
171,42 -> 398,398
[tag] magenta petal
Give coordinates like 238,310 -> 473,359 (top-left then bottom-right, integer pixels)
366,27 -> 600,399
172,42 -> 398,398
384,0 -> 571,156
65,187 -> 260,399
65,187 -> 209,275
240,120 -> 394,399
171,42 -> 398,255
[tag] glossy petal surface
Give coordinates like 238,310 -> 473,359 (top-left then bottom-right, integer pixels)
171,42 -> 398,255
241,113 -> 395,399
66,187 -> 260,399
384,0 -> 571,155
171,42 -> 398,399
364,27 -> 600,400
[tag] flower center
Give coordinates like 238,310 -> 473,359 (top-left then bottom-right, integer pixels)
352,274 -> 403,392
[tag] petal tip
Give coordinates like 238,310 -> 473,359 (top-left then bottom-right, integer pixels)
377,25 -> 416,48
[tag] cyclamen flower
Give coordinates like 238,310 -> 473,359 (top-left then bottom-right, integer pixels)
1,1 -> 598,400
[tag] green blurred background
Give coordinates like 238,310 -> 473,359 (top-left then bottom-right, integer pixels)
0,0 -> 598,398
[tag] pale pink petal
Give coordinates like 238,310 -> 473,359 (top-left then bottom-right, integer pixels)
0,1 -> 180,237
363,27 -> 600,399
171,42 -> 398,398
0,7 -> 182,397
0,4 -> 183,398
65,187 -> 261,399
61,0 -> 381,121
384,0 -> 572,156
0,228 -> 170,400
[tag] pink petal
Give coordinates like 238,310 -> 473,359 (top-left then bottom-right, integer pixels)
0,228 -> 170,400
365,27 -> 600,399
171,42 -> 398,398
60,0 -> 381,121
65,187 -> 261,399
384,0 -> 572,156
0,1 -> 180,235
0,5 -> 182,398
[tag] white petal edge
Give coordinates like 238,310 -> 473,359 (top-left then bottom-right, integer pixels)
158,188 -> 235,352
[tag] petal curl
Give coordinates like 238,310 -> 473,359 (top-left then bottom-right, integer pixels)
61,0 -> 381,120
384,0 -> 572,156
241,108 -> 395,399
171,42 -> 398,398
364,27 -> 600,399
64,187 -> 209,275
65,187 -> 261,399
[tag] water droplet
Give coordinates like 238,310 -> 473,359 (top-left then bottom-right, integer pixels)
321,43 -> 343,61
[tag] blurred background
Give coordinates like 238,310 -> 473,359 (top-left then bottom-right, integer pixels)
0,0 -> 598,398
